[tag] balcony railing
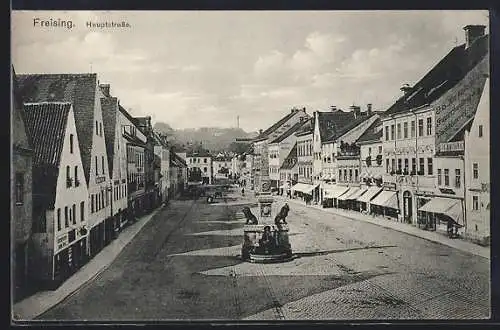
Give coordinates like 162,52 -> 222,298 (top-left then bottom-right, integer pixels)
438,141 -> 464,153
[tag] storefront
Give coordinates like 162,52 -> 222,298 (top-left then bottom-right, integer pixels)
346,187 -> 368,211
53,234 -> 87,286
322,184 -> 349,208
290,183 -> 318,203
89,222 -> 105,257
370,190 -> 399,219
357,186 -> 383,214
337,187 -> 361,210
417,196 -> 464,234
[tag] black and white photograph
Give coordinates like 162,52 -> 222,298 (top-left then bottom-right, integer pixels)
11,10 -> 491,322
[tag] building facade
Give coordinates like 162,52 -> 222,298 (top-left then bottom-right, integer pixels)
187,152 -> 213,184
25,102 -> 89,286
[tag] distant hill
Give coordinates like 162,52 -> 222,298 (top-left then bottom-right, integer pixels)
153,122 -> 257,154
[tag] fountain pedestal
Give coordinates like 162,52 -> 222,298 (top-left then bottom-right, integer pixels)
241,194 -> 293,263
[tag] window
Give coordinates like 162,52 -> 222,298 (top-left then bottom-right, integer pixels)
91,195 -> 95,213
74,166 -> 78,185
70,134 -> 74,153
427,158 -> 433,175
355,169 -> 358,182
80,202 -> 85,222
72,204 -> 76,225
391,159 -> 396,172
204,167 -> 207,173
15,173 -> 24,204
349,169 -> 353,181
418,119 -> 424,137
385,126 -> 389,141
378,146 -> 382,154
479,125 -> 483,137
99,123 -> 103,137
102,156 -> 105,175
426,117 -> 432,135
403,122 -> 408,139
404,158 -> 409,171
368,147 -> 372,155
444,169 -> 450,186
437,169 -> 442,185
101,191 -> 105,208
473,163 -> 478,179
95,156 -> 98,175
419,158 -> 424,174
411,120 -> 416,138
397,159 -> 402,171
96,121 -> 99,135
204,158 -> 207,163
411,158 -> 416,173
455,169 -> 461,188
472,195 -> 479,211
64,206 -> 69,227
386,159 -> 390,173
339,169 -> 342,180
397,123 -> 401,139
343,170 -> 347,181
391,124 -> 395,140
57,208 -> 61,231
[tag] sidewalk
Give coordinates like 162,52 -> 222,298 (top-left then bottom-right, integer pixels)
275,196 -> 490,260
12,206 -> 163,321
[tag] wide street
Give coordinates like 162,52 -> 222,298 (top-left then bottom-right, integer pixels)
38,190 -> 490,321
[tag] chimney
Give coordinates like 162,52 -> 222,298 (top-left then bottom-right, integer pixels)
259,129 -> 263,136
349,105 -> 361,118
330,105 -> 337,112
464,25 -> 486,49
367,103 -> 373,116
100,83 -> 110,97
400,83 -> 412,96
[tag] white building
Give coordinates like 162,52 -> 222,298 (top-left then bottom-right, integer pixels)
24,102 -> 89,285
213,156 -> 232,180
187,152 -> 213,184
464,77 -> 490,244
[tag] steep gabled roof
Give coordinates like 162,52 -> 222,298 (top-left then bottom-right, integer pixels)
101,96 -> 119,177
357,118 -> 383,144
17,73 -> 98,184
12,69 -> 33,152
317,110 -> 356,142
23,102 -> 72,208
296,117 -> 315,137
256,110 -> 298,140
280,143 -> 298,170
385,35 -> 488,116
324,113 -> 377,143
270,120 -> 307,144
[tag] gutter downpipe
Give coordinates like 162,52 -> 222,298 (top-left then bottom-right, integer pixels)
412,109 -> 419,227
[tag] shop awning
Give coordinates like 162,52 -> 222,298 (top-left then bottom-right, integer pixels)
357,186 -> 383,203
347,188 -> 368,200
370,190 -> 398,209
291,183 -> 317,194
323,185 -> 350,199
418,197 -> 464,225
338,187 -> 360,201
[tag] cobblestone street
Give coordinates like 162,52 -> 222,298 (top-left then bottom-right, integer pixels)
38,193 -> 490,321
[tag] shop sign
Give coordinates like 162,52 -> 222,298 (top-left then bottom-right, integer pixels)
434,56 -> 488,144
57,234 -> 68,250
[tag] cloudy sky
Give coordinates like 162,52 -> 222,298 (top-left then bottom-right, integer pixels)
12,10 -> 488,132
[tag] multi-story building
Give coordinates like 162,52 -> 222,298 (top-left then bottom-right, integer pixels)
12,71 -> 33,297
100,87 -> 128,235
17,73 -> 113,259
186,152 -> 213,184
24,102 -> 89,286
152,131 -> 170,204
240,153 -> 254,189
356,118 -> 384,213
320,108 -> 379,207
170,151 -> 188,196
120,106 -> 147,221
279,143 -> 298,196
464,77 -> 490,245
252,108 -> 309,193
293,117 -> 315,201
381,25 -> 488,227
268,121 -> 306,190
213,156 -> 232,180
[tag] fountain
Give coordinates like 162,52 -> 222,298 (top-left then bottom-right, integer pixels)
241,192 -> 293,263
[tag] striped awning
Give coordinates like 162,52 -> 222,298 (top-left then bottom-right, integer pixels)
370,190 -> 398,209
337,187 -> 360,201
347,188 -> 368,200
357,186 -> 383,203
291,183 -> 317,194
